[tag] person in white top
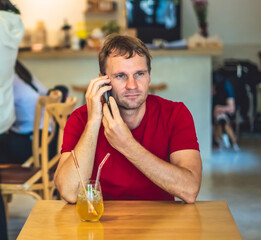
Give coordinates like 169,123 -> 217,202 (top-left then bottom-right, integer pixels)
0,2 -> 24,239
0,60 -> 47,164
0,59 -> 70,164
0,1 -> 24,134
11,60 -> 47,134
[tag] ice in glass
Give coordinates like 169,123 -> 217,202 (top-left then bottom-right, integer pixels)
76,180 -> 104,222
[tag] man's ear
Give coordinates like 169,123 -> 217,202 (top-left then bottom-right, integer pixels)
99,72 -> 102,77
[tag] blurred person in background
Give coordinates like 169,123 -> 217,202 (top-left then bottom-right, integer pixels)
212,73 -> 239,151
0,60 -> 69,164
0,1 -> 24,239
0,60 -> 47,164
0,0 -> 24,135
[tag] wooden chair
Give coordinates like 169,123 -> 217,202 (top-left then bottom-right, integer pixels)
0,96 -> 76,216
0,91 -> 62,220
23,90 -> 62,167
40,97 -> 77,199
0,90 -> 62,169
149,83 -> 167,94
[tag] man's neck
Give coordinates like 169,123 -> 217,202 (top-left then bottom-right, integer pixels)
119,103 -> 146,130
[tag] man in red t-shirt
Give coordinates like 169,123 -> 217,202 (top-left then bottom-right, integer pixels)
54,34 -> 202,203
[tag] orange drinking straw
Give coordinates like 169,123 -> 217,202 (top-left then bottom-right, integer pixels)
71,150 -> 97,216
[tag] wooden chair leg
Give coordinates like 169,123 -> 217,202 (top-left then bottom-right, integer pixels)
0,193 -> 8,240
49,186 -> 60,200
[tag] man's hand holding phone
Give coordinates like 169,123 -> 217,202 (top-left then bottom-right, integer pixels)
85,74 -> 112,123
103,96 -> 135,153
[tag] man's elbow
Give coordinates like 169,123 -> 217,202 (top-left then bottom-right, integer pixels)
184,193 -> 197,204
181,185 -> 201,204
54,177 -> 77,204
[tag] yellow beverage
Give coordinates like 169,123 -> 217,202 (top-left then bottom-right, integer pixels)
76,181 -> 104,222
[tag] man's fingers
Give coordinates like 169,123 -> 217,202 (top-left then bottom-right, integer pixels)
102,114 -> 108,129
109,97 -> 121,120
86,75 -> 110,97
97,85 -> 112,102
103,103 -> 113,121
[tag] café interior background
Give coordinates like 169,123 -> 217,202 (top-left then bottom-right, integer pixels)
13,0 -> 261,64
4,1 -> 261,239
10,0 -> 261,161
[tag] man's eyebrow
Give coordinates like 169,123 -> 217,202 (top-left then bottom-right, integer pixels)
112,69 -> 148,76
112,72 -> 126,76
135,70 -> 148,74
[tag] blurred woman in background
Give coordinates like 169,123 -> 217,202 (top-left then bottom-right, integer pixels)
0,1 -> 24,239
0,60 -> 48,164
0,0 -> 24,135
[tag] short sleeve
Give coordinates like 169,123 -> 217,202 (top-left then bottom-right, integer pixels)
61,107 -> 87,153
224,81 -> 234,99
169,103 -> 199,153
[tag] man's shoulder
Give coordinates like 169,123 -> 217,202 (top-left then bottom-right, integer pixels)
69,104 -> 87,122
73,104 -> 87,114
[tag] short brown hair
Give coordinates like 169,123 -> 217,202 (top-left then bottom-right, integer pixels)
0,0 -> 20,14
98,34 -> 152,74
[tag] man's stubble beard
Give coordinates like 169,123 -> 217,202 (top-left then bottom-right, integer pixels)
113,91 -> 148,111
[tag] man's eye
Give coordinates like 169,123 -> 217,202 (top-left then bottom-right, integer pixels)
116,74 -> 125,79
135,72 -> 145,78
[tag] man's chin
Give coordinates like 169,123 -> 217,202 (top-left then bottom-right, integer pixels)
118,103 -> 140,110
118,100 -> 143,110
115,94 -> 147,111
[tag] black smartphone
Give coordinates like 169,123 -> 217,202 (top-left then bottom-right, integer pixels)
102,73 -> 112,114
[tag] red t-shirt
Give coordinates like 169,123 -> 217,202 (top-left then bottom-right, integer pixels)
62,95 -> 199,200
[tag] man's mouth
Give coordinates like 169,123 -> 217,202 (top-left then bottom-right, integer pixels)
124,94 -> 139,99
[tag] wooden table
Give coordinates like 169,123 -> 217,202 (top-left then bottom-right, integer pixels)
17,200 -> 241,240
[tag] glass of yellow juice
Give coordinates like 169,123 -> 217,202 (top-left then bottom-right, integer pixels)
76,180 -> 104,222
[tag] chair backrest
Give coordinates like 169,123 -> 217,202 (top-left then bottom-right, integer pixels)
22,90 -> 62,167
41,97 -> 77,199
149,83 -> 167,94
0,96 -> 76,202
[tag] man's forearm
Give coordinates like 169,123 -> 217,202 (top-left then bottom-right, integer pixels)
120,139 -> 202,203
54,120 -> 101,203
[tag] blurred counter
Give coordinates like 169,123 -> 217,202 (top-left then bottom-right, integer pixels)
18,47 -> 222,161
19,47 -> 222,59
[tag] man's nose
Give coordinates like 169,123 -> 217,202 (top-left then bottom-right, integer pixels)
126,77 -> 138,89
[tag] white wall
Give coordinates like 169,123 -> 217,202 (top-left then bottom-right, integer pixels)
12,0 -> 126,47
183,0 -> 261,64
183,0 -> 261,44
12,0 -> 86,46
12,0 -> 86,30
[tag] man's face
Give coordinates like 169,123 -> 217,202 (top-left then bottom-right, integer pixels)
105,53 -> 151,111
